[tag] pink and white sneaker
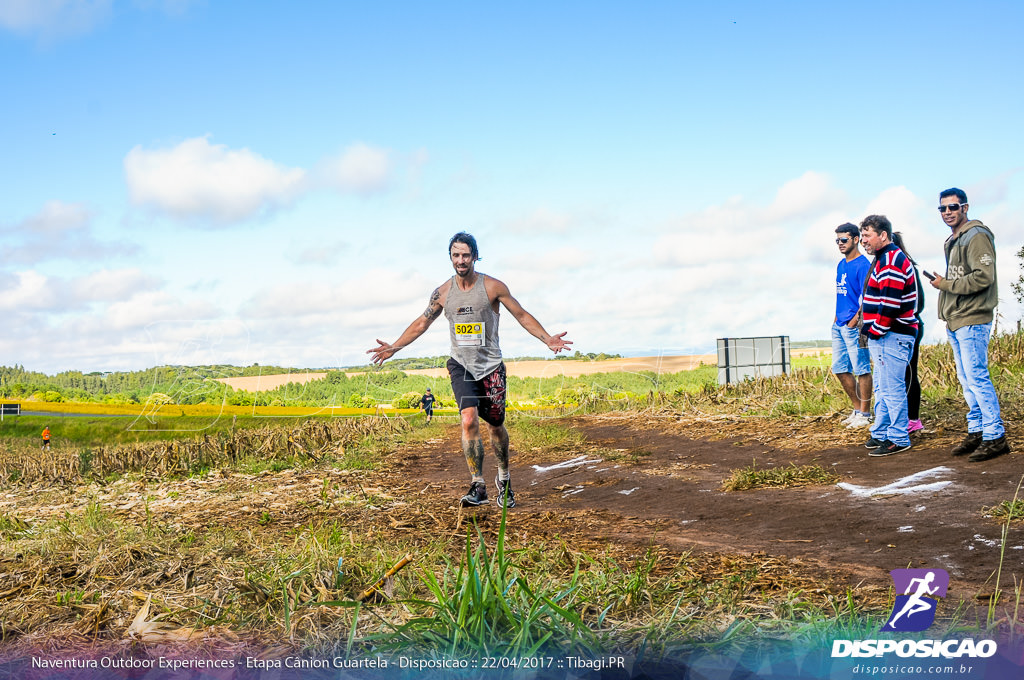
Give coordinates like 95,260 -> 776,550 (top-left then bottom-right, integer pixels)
907,419 -> 924,434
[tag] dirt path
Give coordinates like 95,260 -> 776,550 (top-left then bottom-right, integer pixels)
395,414 -> 1023,599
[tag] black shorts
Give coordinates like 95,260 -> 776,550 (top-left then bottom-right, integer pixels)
447,358 -> 506,427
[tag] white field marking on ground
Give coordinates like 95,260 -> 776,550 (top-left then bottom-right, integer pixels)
837,466 -> 954,497
618,487 -> 640,495
531,456 -> 603,474
915,505 -> 927,512
562,486 -> 585,497
933,554 -> 960,575
972,534 -> 999,547
898,526 -> 914,532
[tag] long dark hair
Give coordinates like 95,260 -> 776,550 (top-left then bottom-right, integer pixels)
892,231 -> 914,263
891,231 -> 924,314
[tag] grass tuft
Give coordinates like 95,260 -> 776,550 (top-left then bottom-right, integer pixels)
983,499 -> 1024,521
375,508 -> 599,657
723,461 -> 840,491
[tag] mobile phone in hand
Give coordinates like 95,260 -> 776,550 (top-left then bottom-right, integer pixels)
923,270 -> 936,281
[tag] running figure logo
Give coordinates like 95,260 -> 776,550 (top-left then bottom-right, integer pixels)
881,568 -> 949,632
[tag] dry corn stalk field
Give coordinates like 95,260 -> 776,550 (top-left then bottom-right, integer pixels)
0,417 -> 410,484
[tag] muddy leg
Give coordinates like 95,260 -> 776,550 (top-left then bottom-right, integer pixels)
489,423 -> 510,479
460,407 -> 485,483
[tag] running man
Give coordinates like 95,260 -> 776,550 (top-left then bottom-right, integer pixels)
42,425 -> 51,450
419,388 -> 436,424
368,232 -> 572,508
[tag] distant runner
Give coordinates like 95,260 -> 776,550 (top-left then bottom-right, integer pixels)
419,389 -> 436,424
368,232 -> 572,508
42,426 -> 51,451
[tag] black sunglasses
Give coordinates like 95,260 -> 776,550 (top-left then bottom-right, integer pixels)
835,237 -> 853,244
938,203 -> 963,213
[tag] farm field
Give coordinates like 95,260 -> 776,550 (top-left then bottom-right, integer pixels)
3,335 -> 1023,678
1,409 -> 1022,672
216,349 -> 830,392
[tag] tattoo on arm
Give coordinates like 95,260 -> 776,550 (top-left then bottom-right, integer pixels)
422,288 -> 443,320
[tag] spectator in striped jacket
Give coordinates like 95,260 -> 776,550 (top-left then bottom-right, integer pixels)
858,214 -> 919,457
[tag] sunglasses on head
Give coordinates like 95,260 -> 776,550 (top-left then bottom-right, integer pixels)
938,203 -> 963,213
835,236 -> 853,244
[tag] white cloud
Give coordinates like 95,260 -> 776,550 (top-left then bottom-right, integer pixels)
292,240 -> 349,266
239,268 -> 435,320
502,207 -> 575,235
19,199 -> 93,234
0,270 -> 60,311
0,268 -> 160,312
767,171 -> 847,221
649,173 -> 847,268
74,268 -> 159,302
317,143 -> 392,195
1,200 -> 137,264
124,136 -> 307,223
0,0 -> 200,41
75,290 -> 220,331
966,169 -> 1023,206
0,0 -> 112,39
802,210 -> 862,265
502,245 -> 592,270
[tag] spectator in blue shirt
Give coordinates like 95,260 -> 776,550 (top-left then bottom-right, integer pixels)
832,223 -> 873,428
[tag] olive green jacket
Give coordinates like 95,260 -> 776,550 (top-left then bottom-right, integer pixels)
936,219 -> 998,331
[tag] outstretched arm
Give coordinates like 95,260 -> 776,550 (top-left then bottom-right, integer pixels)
367,286 -> 445,365
493,279 -> 572,354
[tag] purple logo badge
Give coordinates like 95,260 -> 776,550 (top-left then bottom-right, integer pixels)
881,568 -> 949,632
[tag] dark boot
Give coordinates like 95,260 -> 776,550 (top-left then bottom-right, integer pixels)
951,432 -> 983,457
968,436 -> 1011,462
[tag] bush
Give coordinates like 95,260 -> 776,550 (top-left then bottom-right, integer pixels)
394,391 -> 424,409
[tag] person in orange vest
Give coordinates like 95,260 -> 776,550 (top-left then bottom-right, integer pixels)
42,426 -> 51,450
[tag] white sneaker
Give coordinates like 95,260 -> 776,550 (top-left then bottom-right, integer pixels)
840,411 -> 858,425
845,412 -> 871,429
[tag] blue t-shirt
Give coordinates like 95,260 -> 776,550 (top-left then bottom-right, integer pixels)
835,254 -> 869,325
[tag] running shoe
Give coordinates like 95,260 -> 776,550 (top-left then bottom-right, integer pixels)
494,476 -> 516,508
845,412 -> 871,429
460,481 -> 489,507
864,437 -> 885,449
869,440 -> 912,457
840,411 -> 858,425
907,419 -> 924,434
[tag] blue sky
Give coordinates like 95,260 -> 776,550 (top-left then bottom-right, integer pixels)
2,1 -> 1023,374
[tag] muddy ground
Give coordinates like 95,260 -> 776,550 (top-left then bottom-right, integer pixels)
399,411 -> 1023,601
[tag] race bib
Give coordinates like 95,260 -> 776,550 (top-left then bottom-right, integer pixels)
454,322 -> 485,347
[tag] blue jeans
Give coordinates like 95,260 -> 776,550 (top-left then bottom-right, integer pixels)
948,323 -> 1005,439
868,332 -> 914,446
831,322 -> 871,376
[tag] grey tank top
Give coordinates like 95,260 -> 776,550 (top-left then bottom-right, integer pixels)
443,274 -> 502,380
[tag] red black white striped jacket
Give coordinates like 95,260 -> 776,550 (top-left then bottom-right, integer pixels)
862,243 -> 919,339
